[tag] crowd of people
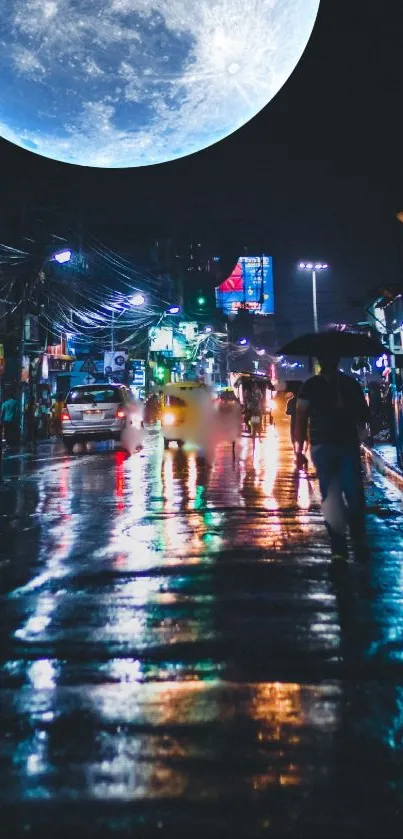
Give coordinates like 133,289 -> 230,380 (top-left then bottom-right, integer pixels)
0,391 -> 65,451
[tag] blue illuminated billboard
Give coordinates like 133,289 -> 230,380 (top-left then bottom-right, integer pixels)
215,255 -> 274,316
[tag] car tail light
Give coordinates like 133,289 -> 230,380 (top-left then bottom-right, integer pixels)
116,408 -> 125,419
61,407 -> 70,421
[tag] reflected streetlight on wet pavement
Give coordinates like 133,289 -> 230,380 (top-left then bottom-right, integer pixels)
2,392 -> 403,836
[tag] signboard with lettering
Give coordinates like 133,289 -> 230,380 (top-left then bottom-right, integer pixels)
47,344 -> 64,356
178,321 -> 198,342
21,355 -> 30,383
130,359 -> 145,387
104,351 -> 128,375
215,255 -> 274,316
149,326 -> 173,354
24,314 -> 39,343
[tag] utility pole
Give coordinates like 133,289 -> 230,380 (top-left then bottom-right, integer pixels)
18,283 -> 27,440
225,321 -> 230,386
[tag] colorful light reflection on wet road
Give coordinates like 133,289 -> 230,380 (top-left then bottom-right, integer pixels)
1,407 -> 403,837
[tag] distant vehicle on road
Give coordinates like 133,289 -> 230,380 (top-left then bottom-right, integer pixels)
233,372 -> 274,433
217,388 -> 238,408
61,384 -> 140,454
161,382 -> 211,449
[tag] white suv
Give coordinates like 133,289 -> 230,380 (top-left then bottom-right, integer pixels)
61,384 -> 135,454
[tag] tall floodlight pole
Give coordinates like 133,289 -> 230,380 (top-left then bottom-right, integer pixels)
311,268 -> 318,333
298,262 -> 329,332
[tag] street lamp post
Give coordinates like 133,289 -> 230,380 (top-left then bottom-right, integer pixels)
111,293 -> 146,352
19,248 -> 73,439
298,262 -> 329,333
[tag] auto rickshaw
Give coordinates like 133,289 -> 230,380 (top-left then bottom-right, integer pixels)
233,373 -> 275,434
161,381 -> 211,449
217,387 -> 239,411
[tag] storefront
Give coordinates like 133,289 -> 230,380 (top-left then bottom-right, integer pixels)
367,287 -> 403,465
42,345 -> 75,397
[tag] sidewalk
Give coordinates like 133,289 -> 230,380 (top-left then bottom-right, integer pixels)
0,437 -> 63,489
362,440 -> 403,489
1,436 -> 56,455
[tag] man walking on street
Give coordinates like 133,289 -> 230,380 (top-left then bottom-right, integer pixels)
52,393 -> 64,437
295,355 -> 370,561
26,395 -> 40,452
0,392 -> 19,447
286,389 -> 308,468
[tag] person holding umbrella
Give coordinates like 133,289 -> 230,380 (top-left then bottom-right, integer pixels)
278,330 -> 385,562
294,353 -> 370,561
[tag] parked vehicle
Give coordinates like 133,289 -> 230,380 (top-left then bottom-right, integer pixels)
61,384 -> 139,454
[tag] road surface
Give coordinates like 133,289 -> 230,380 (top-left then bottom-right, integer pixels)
1,405 -> 403,837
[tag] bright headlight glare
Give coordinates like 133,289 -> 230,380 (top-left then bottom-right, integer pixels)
162,412 -> 175,426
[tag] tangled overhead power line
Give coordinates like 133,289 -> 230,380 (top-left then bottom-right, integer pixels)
0,228 -> 177,348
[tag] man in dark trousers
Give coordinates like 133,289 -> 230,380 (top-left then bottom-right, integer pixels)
295,355 -> 370,561
26,396 -> 40,452
286,388 -> 308,468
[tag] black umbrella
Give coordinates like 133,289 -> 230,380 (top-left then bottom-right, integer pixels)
234,372 -> 274,389
277,331 -> 386,358
285,380 -> 303,394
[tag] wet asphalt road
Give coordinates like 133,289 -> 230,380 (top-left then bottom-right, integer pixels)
1,404 -> 403,838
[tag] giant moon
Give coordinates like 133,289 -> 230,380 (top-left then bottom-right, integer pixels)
0,0 -> 320,168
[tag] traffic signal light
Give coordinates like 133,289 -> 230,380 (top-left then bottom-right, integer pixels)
156,365 -> 165,382
197,295 -> 206,307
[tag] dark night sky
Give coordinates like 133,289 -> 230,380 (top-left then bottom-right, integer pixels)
1,0 -> 403,335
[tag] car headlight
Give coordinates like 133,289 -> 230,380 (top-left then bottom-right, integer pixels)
162,412 -> 175,426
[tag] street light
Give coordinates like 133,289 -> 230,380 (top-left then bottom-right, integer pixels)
130,293 -> 146,307
204,326 -> 213,333
238,338 -> 248,346
110,293 -> 146,351
19,247 -> 74,439
166,305 -> 181,315
39,248 -> 73,279
52,249 -> 72,265
298,262 -> 329,333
